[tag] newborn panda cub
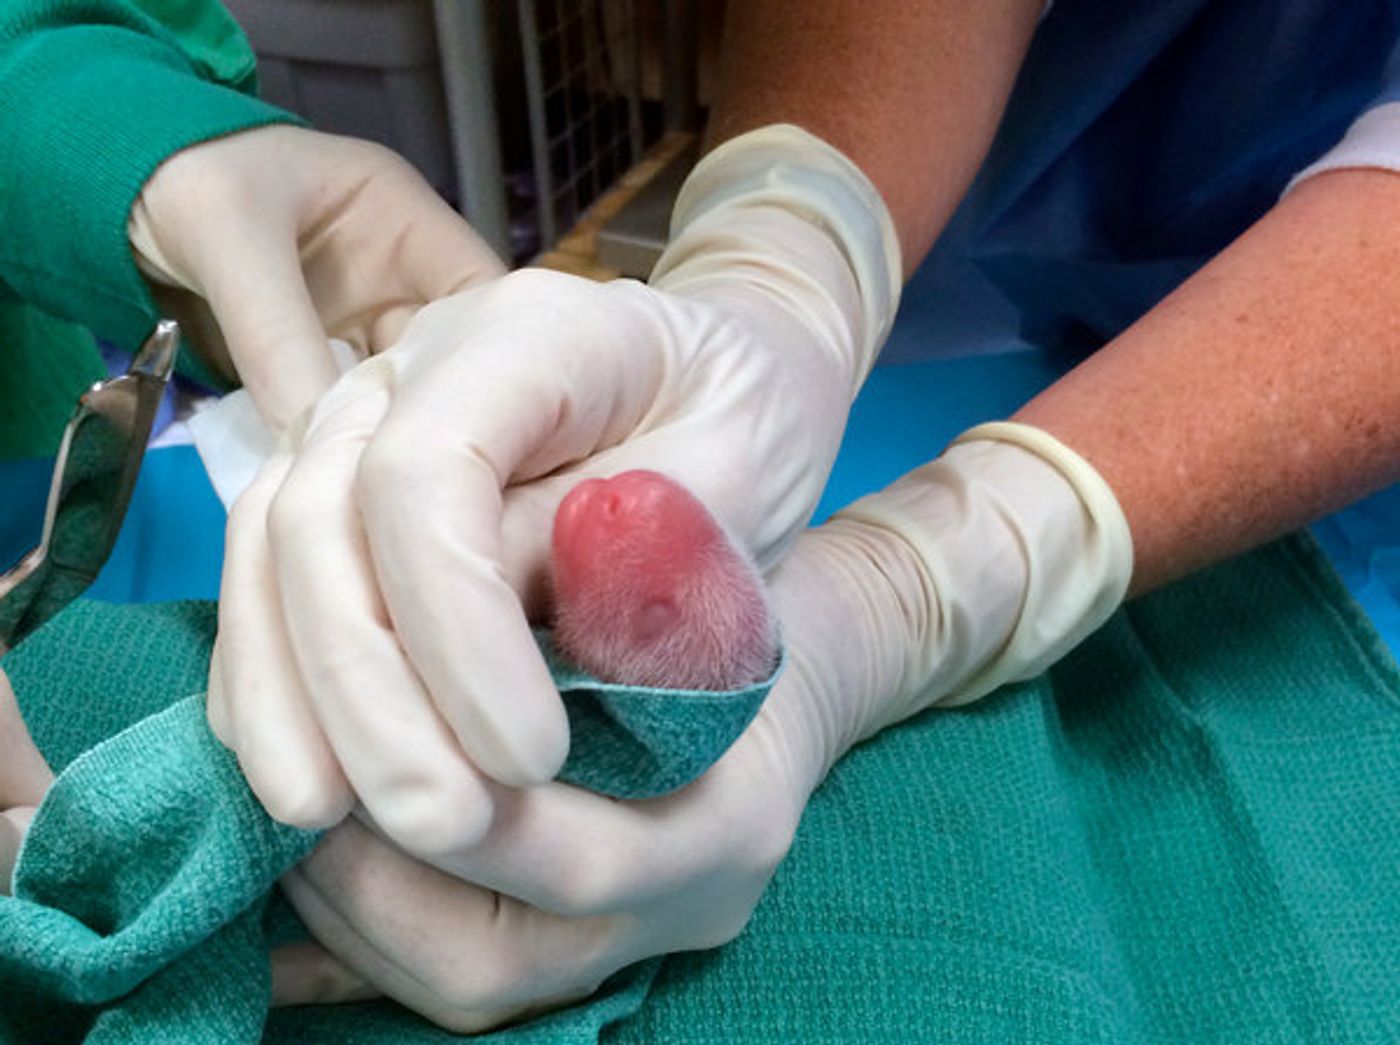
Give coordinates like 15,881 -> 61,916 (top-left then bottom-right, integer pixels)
551,470 -> 777,690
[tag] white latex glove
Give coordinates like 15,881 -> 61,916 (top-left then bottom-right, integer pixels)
267,422 -> 1133,1031
128,124 -> 506,429
0,668 -> 52,896
211,125 -> 902,853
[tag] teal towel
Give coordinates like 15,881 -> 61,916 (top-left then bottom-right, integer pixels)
536,631 -> 780,799
2,535 -> 1398,1041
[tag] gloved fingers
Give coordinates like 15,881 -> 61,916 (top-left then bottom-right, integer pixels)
380,277 -> 666,481
352,319 -> 664,786
267,364 -> 496,855
284,820 -> 628,1033
0,812 -> 17,897
298,173 -> 507,355
216,451 -> 354,829
346,185 -> 507,353
0,667 -> 51,806
392,198 -> 507,300
268,939 -> 380,1006
358,491 -> 565,792
406,782 -> 672,916
0,806 -> 38,897
352,276 -> 684,785
198,225 -> 343,432
496,478 -> 568,621
409,762 -> 776,923
204,635 -> 232,744
145,281 -> 240,387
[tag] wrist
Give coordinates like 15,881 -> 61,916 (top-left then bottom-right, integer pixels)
761,522 -> 928,791
127,124 -> 297,291
651,125 -> 902,400
833,423 -> 1133,739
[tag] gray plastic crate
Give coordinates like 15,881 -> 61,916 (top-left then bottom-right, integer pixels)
223,0 -> 455,198
221,0 -> 701,268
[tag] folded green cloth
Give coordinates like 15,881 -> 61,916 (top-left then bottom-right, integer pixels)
2,535 -> 1397,1042
536,630 -> 780,798
0,604 -> 772,1041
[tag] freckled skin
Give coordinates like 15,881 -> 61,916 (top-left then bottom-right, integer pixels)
551,471 -> 777,690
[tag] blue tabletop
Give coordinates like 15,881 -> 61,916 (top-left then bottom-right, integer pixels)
3,349 -> 1396,661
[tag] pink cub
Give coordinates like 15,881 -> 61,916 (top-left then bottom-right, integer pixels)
551,470 -> 777,690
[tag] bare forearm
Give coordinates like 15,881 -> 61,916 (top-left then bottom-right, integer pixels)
705,0 -> 1042,273
1015,170 -> 1400,596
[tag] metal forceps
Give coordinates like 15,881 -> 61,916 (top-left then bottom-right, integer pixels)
0,320 -> 179,654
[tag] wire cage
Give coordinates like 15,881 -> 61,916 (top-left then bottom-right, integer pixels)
446,0 -> 699,265
516,0 -> 648,252
224,0 -> 704,267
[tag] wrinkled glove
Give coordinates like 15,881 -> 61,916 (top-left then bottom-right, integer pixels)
268,422 -> 1133,1031
210,124 -> 903,856
128,124 -> 505,429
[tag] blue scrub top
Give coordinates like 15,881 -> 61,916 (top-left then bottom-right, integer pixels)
886,0 -> 1400,365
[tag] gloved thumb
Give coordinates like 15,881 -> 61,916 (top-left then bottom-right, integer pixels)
130,200 -> 341,432
196,230 -> 343,431
0,669 -> 51,807
269,940 -> 379,1006
0,667 -> 49,897
498,475 -> 575,622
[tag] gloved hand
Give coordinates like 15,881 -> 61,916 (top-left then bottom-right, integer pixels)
267,422 -> 1133,1031
128,124 -> 505,429
210,125 -> 903,853
0,668 -> 52,896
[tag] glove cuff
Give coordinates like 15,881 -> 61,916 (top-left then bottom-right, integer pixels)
836,422 -> 1133,732
651,124 -> 903,394
941,422 -> 1134,704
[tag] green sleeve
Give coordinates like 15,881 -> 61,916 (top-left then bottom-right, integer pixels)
0,1 -> 301,352
0,303 -> 106,460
